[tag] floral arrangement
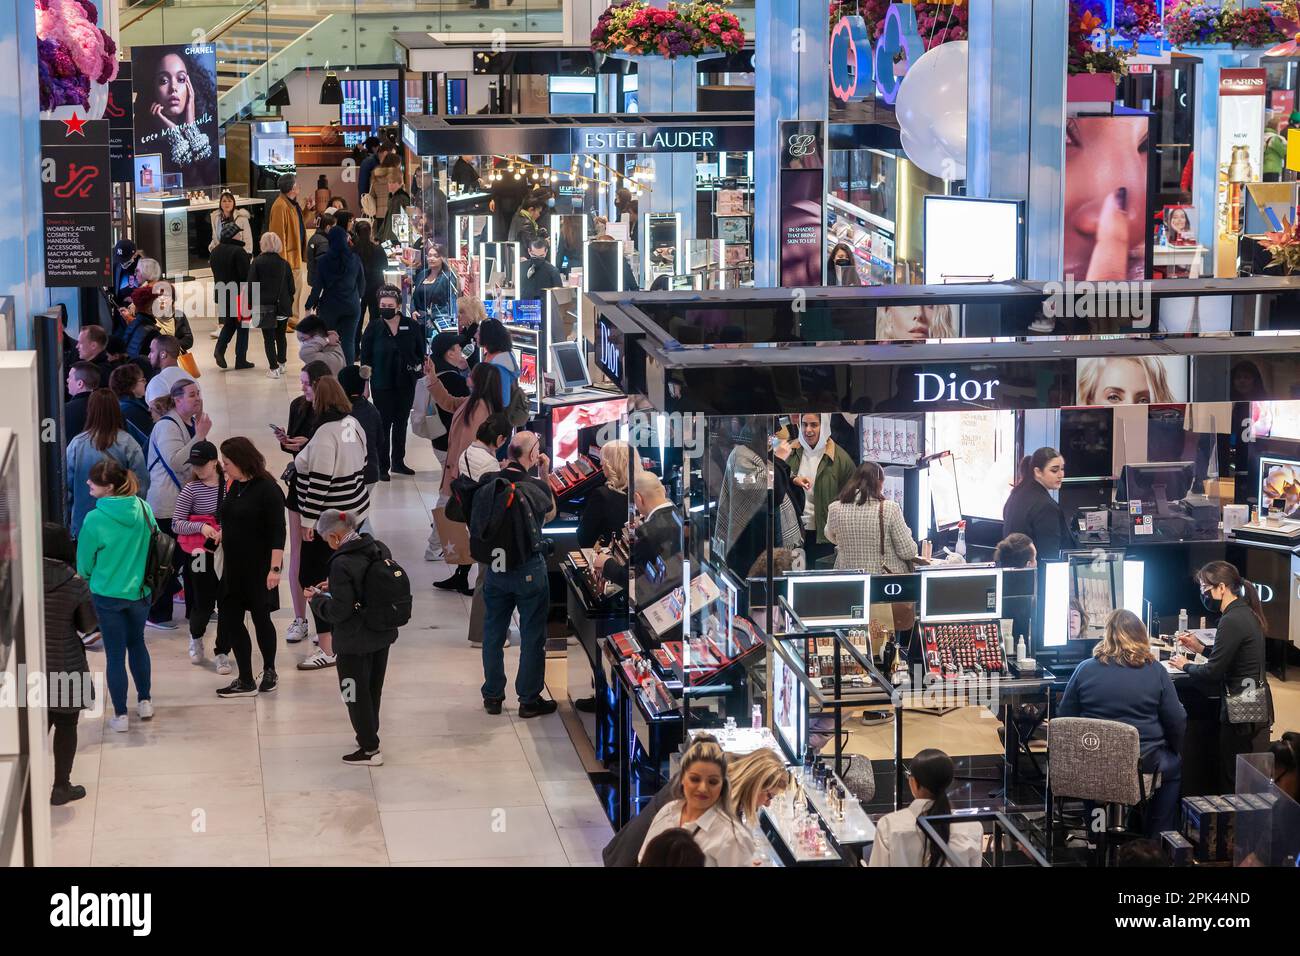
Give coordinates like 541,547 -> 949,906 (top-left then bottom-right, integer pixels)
1163,1 -> 1285,47
1263,218 -> 1300,274
36,0 -> 118,112
1113,0 -> 1162,41
591,0 -> 744,58
832,0 -> 967,50
1069,0 -> 1131,77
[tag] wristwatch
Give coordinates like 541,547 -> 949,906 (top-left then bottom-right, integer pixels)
270,566 -> 281,573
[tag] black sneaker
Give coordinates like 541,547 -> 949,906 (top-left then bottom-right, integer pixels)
341,748 -> 383,766
50,784 -> 87,806
391,463 -> 415,476
258,668 -> 278,694
216,678 -> 258,698
483,697 -> 504,715
213,351 -> 227,369
379,473 -> 391,482
518,697 -> 558,719
574,696 -> 597,713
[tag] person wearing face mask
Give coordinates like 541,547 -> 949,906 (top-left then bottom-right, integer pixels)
636,736 -> 753,867
1001,446 -> 1070,561
520,234 -> 564,302
360,285 -> 426,479
593,471 -> 683,607
826,242 -> 862,286
306,508 -> 401,766
1170,561 -> 1273,793
785,413 -> 855,568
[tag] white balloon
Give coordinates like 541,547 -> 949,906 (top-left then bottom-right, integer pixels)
896,40 -> 968,180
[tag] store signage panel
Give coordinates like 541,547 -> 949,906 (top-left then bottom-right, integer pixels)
596,314 -> 625,387
574,125 -> 751,154
41,119 -> 112,288
107,61 -> 134,183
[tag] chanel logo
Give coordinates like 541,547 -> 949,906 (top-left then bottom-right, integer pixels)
787,133 -> 817,157
883,583 -> 903,597
1081,732 -> 1101,752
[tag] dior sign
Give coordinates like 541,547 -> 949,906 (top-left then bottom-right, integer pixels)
915,372 -> 1001,404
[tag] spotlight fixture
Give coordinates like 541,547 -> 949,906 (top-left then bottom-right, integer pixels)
319,70 -> 343,105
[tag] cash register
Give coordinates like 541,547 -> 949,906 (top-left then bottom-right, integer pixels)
915,567 -> 1009,679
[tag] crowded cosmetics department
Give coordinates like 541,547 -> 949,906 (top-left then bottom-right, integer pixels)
6,0 -> 1300,891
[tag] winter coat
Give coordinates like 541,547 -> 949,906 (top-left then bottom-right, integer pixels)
248,250 -> 295,324
310,534 -> 401,655
66,430 -> 150,537
76,494 -> 156,600
42,558 -> 96,713
208,207 -> 253,255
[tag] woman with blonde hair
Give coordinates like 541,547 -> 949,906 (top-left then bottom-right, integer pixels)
636,735 -> 753,866
875,304 -> 956,340
577,439 -> 634,548
1058,608 -> 1186,834
248,228 -> 295,378
1076,356 -> 1175,406
727,747 -> 789,826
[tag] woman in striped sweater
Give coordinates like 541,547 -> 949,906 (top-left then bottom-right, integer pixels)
293,376 -> 370,671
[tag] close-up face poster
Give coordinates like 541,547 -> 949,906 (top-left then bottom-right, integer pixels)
1063,114 -> 1150,282
131,43 -> 220,188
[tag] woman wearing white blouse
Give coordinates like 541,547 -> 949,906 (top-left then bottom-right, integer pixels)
638,736 -> 754,867
869,749 -> 983,867
825,461 -> 918,572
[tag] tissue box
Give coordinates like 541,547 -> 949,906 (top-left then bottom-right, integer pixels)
1223,504 -> 1249,536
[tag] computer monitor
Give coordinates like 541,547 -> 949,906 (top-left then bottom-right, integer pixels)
1039,557 -> 1144,648
787,574 -> 870,627
1117,461 -> 1194,508
550,341 -> 591,391
927,452 -> 962,531
1258,455 -> 1300,518
919,567 -> 1002,623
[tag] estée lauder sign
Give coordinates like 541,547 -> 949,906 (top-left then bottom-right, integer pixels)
580,129 -> 716,152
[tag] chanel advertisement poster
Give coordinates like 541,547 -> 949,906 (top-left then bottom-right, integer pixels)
131,44 -> 220,188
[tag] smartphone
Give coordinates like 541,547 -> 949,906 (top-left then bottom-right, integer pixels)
270,423 -> 286,436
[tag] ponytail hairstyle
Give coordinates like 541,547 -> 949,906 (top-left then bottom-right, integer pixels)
1197,560 -> 1268,636
1016,446 -> 1062,489
88,458 -> 138,498
1269,732 -> 1300,796
671,734 -> 738,824
910,748 -> 957,867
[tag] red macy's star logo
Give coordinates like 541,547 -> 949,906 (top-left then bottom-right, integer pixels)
63,113 -> 87,137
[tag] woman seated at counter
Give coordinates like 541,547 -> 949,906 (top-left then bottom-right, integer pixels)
576,440 -> 634,549
824,461 -> 918,572
636,736 -> 754,867
1058,609 -> 1186,836
869,749 -> 983,867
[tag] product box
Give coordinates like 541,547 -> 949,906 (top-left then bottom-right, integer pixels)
1207,796 -> 1237,861
1182,796 -> 1218,862
1160,830 -> 1193,866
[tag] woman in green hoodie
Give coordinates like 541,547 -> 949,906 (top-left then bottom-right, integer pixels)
75,459 -> 156,733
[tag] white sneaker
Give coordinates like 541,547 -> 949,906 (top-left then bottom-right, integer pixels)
215,653 -> 232,676
145,619 -> 178,631
108,714 -> 128,733
424,542 -> 443,562
137,699 -> 154,720
296,650 -> 337,671
284,618 -> 309,644
188,637 -> 204,664
267,367 -> 283,379
209,327 -> 220,339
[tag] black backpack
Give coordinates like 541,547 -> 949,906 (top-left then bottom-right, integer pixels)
140,504 -> 177,600
356,548 -> 412,630
469,474 -> 546,571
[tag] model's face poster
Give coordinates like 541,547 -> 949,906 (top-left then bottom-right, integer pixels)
1063,115 -> 1150,281
131,44 -> 220,188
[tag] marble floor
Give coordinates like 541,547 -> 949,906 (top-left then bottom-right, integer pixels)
50,312 -> 611,867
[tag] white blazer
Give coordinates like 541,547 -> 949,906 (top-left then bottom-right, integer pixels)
867,799 -> 984,867
638,800 -> 755,867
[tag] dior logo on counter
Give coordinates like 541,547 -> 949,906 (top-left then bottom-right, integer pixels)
883,583 -> 903,597
914,372 -> 1000,405
597,317 -> 623,384
1257,584 -> 1274,603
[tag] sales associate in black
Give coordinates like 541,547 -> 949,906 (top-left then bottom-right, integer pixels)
520,235 -> 564,302
594,471 -> 682,608
1170,560 -> 1273,792
360,285 -> 426,479
1001,446 -> 1069,560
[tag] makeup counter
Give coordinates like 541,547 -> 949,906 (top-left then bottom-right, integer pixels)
133,186 -> 265,279
545,280 -> 1300,856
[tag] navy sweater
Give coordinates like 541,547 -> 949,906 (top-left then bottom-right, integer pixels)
1058,658 -> 1187,755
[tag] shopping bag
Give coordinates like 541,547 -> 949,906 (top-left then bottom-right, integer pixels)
433,506 -> 472,566
178,351 -> 201,379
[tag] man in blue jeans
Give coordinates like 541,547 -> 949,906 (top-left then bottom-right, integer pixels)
476,431 -> 556,718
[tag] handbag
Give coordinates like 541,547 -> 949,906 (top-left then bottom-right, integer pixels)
433,505 -> 472,566
177,351 -> 201,379
1225,672 -> 1272,725
176,478 -> 226,554
410,375 -> 447,441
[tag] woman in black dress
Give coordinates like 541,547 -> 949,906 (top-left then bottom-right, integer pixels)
214,437 -> 287,698
577,440 -> 634,548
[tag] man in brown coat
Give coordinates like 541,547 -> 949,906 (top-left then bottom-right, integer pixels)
267,173 -> 307,324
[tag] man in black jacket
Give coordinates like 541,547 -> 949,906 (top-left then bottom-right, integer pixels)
308,509 -> 400,766
471,431 -> 557,718
519,235 -> 564,302
211,221 -> 254,370
595,471 -> 683,610
64,362 -> 101,439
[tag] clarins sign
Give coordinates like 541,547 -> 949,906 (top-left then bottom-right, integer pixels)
580,128 -> 717,153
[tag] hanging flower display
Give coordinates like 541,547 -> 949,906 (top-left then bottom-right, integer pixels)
1068,0 -> 1131,78
591,0 -> 745,58
1163,1 -> 1285,48
35,0 -> 118,112
1113,0 -> 1162,41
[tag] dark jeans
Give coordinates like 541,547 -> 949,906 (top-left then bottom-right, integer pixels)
186,552 -> 219,643
299,533 -> 333,636
148,518 -> 187,624
218,590 -> 277,683
214,315 -> 249,365
48,711 -> 79,788
373,380 -> 416,470
361,289 -> 380,333
480,555 -> 549,703
336,646 -> 390,753
1218,720 -> 1272,793
1142,745 -> 1183,837
92,594 -> 151,716
261,319 -> 288,369
321,305 -> 361,365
